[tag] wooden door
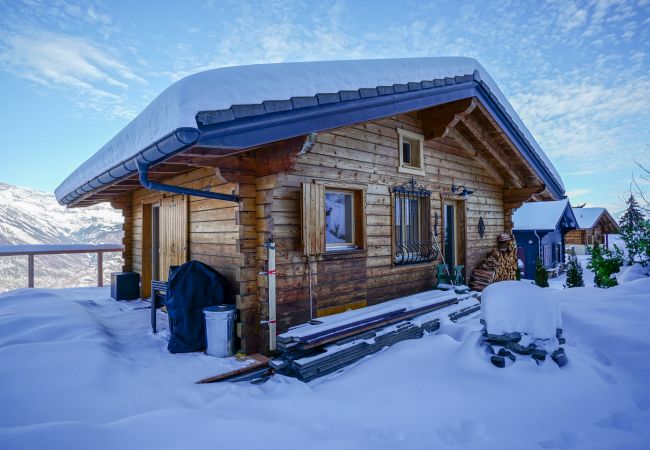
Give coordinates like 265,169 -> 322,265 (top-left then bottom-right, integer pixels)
159,195 -> 188,281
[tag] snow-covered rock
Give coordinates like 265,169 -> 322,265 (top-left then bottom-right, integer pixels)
481,281 -> 561,340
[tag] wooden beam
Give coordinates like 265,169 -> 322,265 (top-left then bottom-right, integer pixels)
458,114 -> 524,189
503,186 -> 546,205
27,254 -> 34,288
445,127 -> 505,186
421,98 -> 475,139
472,101 -> 542,185
97,251 -> 104,287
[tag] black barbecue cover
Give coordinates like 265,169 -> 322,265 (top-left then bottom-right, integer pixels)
166,260 -> 228,353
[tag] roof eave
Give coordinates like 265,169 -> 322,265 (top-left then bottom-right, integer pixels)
60,76 -> 565,207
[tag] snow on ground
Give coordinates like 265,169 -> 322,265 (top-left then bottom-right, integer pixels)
617,264 -> 650,284
548,255 -> 595,290
1,284 -> 649,450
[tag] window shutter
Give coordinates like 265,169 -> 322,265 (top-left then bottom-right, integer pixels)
302,182 -> 325,255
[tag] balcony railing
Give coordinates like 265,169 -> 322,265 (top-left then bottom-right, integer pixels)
0,244 -> 124,288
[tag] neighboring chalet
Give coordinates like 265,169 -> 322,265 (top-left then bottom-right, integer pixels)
512,199 -> 578,279
565,207 -> 620,254
55,58 -> 565,354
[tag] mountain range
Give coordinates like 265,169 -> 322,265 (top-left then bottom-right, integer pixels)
0,183 -> 123,292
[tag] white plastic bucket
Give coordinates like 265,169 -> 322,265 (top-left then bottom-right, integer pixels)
204,305 -> 237,357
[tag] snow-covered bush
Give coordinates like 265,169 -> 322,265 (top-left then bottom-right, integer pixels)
616,263 -> 650,284
587,243 -> 623,288
481,281 -> 561,342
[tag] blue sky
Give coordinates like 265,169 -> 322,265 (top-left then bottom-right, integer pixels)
0,0 -> 648,215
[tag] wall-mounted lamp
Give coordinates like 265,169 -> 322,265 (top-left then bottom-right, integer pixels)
451,184 -> 474,199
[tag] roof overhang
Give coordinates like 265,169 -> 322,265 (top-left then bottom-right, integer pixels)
61,73 -> 565,207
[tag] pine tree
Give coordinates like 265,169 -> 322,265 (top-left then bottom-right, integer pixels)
620,194 -> 644,229
620,194 -> 649,265
535,257 -> 549,287
565,255 -> 584,288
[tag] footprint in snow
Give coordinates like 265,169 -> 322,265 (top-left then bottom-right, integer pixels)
592,349 -> 612,366
591,364 -> 617,385
594,409 -> 638,433
538,429 -> 580,449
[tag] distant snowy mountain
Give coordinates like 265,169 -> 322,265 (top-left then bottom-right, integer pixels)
0,183 -> 123,292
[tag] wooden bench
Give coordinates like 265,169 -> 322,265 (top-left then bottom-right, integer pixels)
151,280 -> 168,333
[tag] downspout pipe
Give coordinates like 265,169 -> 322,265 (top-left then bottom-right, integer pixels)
533,230 -> 542,271
135,159 -> 239,203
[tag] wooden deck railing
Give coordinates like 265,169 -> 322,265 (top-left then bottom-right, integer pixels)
0,244 -> 124,288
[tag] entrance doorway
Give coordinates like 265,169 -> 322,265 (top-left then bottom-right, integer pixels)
442,200 -> 466,275
141,195 -> 188,298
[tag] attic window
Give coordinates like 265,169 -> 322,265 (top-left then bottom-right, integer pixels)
397,129 -> 425,176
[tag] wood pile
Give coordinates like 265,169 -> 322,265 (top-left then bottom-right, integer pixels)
469,233 -> 519,291
270,296 -> 481,382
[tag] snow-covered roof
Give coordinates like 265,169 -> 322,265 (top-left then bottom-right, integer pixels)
55,57 -> 565,205
572,207 -> 606,229
513,199 -> 574,231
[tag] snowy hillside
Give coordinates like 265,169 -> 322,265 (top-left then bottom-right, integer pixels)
0,183 -> 123,291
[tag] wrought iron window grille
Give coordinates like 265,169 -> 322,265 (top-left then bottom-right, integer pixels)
392,178 -> 438,265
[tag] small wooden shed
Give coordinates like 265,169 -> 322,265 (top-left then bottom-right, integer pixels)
512,199 -> 578,279
55,58 -> 566,354
565,207 -> 620,254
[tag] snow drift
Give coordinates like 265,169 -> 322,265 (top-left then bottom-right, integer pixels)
1,281 -> 650,449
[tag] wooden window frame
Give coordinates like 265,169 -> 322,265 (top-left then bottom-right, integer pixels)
325,189 -> 357,251
302,181 -> 366,255
397,129 -> 425,176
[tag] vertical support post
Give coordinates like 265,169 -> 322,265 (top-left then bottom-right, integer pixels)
27,254 -> 34,288
97,251 -> 104,287
266,242 -> 277,351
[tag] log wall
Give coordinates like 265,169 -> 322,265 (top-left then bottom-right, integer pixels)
265,112 -> 506,340
119,111 -> 511,355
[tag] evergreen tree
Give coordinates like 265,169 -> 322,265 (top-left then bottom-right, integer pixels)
565,255 -> 584,288
620,194 -> 644,229
535,257 -> 549,287
587,242 -> 624,288
620,194 -> 649,265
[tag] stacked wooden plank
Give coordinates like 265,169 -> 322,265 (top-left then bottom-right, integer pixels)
271,293 -> 481,382
469,233 -> 518,291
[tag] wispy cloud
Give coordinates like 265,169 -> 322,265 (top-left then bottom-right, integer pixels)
0,30 -> 145,118
567,188 -> 593,198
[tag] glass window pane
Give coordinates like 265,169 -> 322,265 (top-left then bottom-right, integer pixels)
402,141 -> 411,165
444,204 -> 455,267
325,192 -> 353,245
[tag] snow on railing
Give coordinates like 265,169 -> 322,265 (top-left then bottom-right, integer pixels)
0,244 -> 124,288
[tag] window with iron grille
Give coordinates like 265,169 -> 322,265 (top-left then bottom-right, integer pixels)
392,178 -> 437,265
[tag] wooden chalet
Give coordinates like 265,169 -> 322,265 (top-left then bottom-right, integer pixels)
55,58 -> 565,354
565,207 -> 620,254
512,199 -> 578,279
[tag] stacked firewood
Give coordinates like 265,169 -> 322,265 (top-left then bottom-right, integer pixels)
469,233 -> 519,291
